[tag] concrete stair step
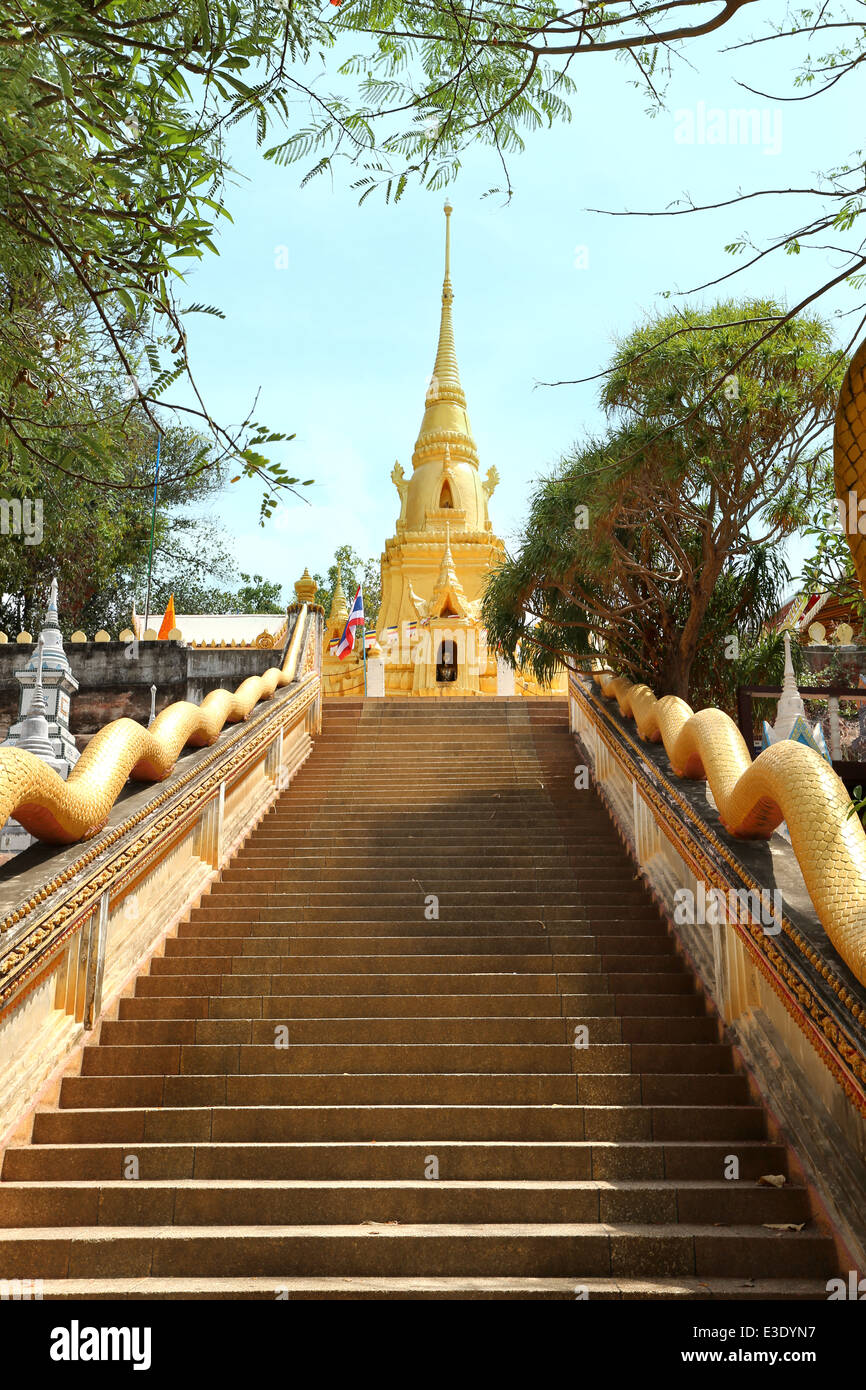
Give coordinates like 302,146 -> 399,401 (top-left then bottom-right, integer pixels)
187,908 -> 636,924
99,1015 -> 718,1046
100,1018 -> 578,1046
0,1223 -> 834,1279
81,1042 -> 586,1076
58,1072 -> 752,1108
20,1274 -> 832,1300
78,1040 -> 734,1080
181,920 -> 670,939
34,1103 -> 770,1145
120,994 -> 570,1021
150,954 -> 571,975
172,933 -> 674,955
3,1140 -> 791,1182
0,1179 -> 812,1228
158,952 -> 684,979
135,974 -> 567,996
200,891 -> 591,907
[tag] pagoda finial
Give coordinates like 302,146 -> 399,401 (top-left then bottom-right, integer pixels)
427,200 -> 462,407
31,636 -> 48,717
770,629 -> 806,738
412,201 -> 479,476
436,522 -> 459,589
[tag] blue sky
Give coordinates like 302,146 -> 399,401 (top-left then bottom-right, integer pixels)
166,11 -> 862,605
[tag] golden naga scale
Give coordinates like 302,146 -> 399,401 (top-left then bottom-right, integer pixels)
0,607 -> 308,846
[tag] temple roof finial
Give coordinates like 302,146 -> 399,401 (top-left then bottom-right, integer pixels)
428,201 -> 462,405
413,201 -> 478,475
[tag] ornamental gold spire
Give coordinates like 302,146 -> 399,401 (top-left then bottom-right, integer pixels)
328,565 -> 348,626
413,201 -> 478,469
430,203 -> 464,407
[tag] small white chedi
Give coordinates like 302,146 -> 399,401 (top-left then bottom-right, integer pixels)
761,629 -> 831,763
0,578 -> 81,854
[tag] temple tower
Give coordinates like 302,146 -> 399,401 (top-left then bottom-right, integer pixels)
377,203 -> 504,694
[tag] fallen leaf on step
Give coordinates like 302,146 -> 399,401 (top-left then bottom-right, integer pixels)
757,1174 -> 787,1187
763,1222 -> 805,1232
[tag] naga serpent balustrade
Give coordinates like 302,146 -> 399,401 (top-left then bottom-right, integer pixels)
589,669 -> 866,985
0,606 -> 310,846
580,341 -> 866,986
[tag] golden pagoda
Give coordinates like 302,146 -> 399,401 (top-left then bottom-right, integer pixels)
313,201 -> 564,699
377,202 -> 504,695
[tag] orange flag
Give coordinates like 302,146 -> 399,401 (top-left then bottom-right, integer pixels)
157,594 -> 176,640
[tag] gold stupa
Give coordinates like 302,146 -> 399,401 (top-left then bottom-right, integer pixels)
376,202 -> 505,695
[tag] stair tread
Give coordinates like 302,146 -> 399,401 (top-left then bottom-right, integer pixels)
25,1274 -> 830,1298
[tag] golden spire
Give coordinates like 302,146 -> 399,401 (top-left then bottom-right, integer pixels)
428,201 -> 464,408
439,521 -> 456,580
427,520 -> 473,619
413,201 -> 478,469
328,564 -> 348,625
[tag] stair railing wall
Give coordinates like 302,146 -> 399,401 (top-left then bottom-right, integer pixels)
0,607 -> 324,1145
569,671 -> 866,1272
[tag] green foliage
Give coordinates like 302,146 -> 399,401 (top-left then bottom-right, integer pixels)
483,299 -> 844,704
0,0 -> 860,532
314,542 -> 381,627
0,402 -> 237,634
0,383 -> 287,632
0,0 -> 317,517
149,572 -> 284,618
701,624 -> 806,728
799,462 -> 866,624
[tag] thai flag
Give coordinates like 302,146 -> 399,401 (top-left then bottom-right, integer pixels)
336,585 -> 365,660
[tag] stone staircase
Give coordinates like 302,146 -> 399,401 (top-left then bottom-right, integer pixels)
0,699 -> 839,1298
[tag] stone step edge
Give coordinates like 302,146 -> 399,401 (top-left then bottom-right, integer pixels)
21,1274 -> 830,1300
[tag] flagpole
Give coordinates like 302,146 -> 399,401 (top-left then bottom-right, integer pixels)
361,618 -> 368,697
143,434 -> 161,633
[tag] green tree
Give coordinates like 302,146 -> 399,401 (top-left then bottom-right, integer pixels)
314,543 -> 381,628
0,0 -> 316,517
799,465 -> 866,627
1,0 -> 861,519
148,572 -> 284,618
0,402 -> 239,635
483,299 -> 844,704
